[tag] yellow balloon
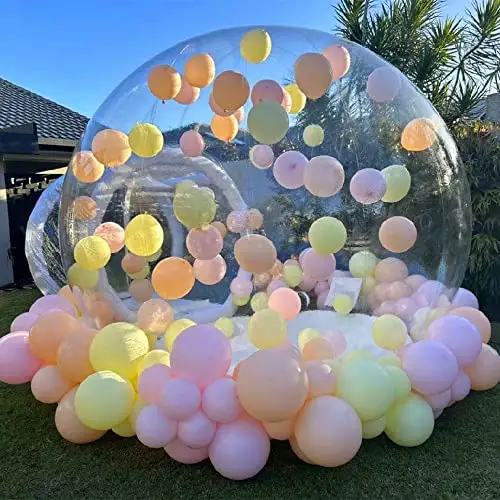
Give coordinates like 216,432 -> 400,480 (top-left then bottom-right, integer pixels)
248,100 -> 289,145
360,276 -> 376,296
214,317 -> 234,338
349,251 -> 378,278
175,179 -> 198,194
250,292 -> 269,312
381,165 -> 411,203
285,84 -> 306,114
342,349 -> 375,364
145,248 -> 162,262
372,314 -> 408,351
298,328 -> 320,351
333,294 -> 354,315
128,265 -> 150,280
337,359 -> 395,421
248,309 -> 287,349
378,353 -> 402,367
283,265 -> 303,288
303,124 -> 324,147
240,29 -> 272,63
67,263 -> 99,289
74,236 -> 111,271
385,365 -> 411,401
90,322 -> 150,379
112,417 -> 136,438
165,319 -> 196,351
130,397 -> 147,430
125,214 -> 164,257
138,349 -> 170,373
128,123 -> 164,158
173,186 -> 216,229
308,217 -> 347,256
362,415 -> 386,439
233,295 -> 250,307
385,394 -> 434,447
75,370 -> 135,430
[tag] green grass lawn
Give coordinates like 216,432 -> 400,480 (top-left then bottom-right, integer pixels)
1,289 -> 499,499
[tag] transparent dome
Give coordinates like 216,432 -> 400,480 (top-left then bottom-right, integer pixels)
59,25 -> 471,329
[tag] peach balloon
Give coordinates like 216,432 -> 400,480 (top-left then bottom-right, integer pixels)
165,439 -> 209,464
130,279 -> 153,303
251,79 -> 285,105
193,255 -> 227,285
226,210 -> 248,233
94,222 -> 125,253
289,435 -> 316,464
211,115 -> 239,143
233,107 -> 245,123
89,299 -> 115,329
175,76 -> 200,105
186,225 -> 223,260
212,221 -> 227,238
31,365 -> 74,404
184,53 -> 216,88
388,281 -> 413,301
305,361 -> 336,397
57,328 -> 97,384
405,274 -> 427,292
152,257 -> 195,299
147,65 -> 181,100
374,257 -> 409,282
72,151 -> 104,183
121,253 -> 147,274
294,53 -> 333,99
294,396 -> 362,467
180,130 -> 205,157
234,234 -> 277,274
247,208 -> 264,230
72,196 -> 97,221
137,299 -> 173,334
263,418 -> 295,440
268,288 -> 301,320
253,272 -> 272,289
212,71 -> 250,112
323,44 -> 351,80
464,344 -> 500,391
237,349 -> 308,422
448,307 -> 491,344
302,337 -> 335,362
379,216 -> 417,253
401,118 -> 437,152
29,312 -> 80,364
281,88 -> 292,112
55,388 -> 106,444
91,129 -> 131,167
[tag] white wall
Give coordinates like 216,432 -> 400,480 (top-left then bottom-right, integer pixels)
0,161 -> 14,286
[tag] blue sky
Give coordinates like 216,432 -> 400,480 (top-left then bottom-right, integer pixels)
1,0 -> 469,118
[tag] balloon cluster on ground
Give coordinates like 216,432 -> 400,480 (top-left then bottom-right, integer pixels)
1,26 -> 499,480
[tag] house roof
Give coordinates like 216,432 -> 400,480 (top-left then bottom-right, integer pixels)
0,78 -> 89,141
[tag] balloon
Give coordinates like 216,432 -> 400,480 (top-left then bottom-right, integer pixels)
362,416 -> 386,439
349,251 -> 378,278
213,317 -> 234,339
450,371 -> 471,402
451,288 -> 479,309
94,222 -> 125,253
464,344 -> 500,391
401,118 -> 437,152
138,350 -> 170,374
273,151 -> 307,189
379,216 -> 418,253
0,332 -> 42,384
237,349 -> 308,422
137,364 -> 171,404
184,53 -> 215,88
173,185 -> 216,229
147,64 -> 181,100
180,129 -> 205,157
210,115 -> 239,142
374,257 -> 409,282
240,29 -> 272,63
72,151 -> 104,183
295,396 -> 362,467
301,249 -> 335,281
57,328 -> 97,384
178,410 -> 216,448
304,155 -> 345,197
152,257 -> 195,300
209,418 -> 270,480
305,361 -> 336,398
75,371 -> 135,430
284,83 -> 306,114
385,394 -> 434,446
164,319 -> 196,351
112,418 -> 136,438
55,388 -> 106,444
211,221 -> 227,239
137,299 -> 173,334
212,71 -> 249,112
350,168 -> 387,204
448,307 -> 491,344
30,294 -> 76,317
124,214 -> 164,257
388,281 -> 412,301
248,100 -> 289,145
202,378 -> 242,424
381,164 -> 411,203
89,322 -> 150,379
294,52 -> 333,99
323,44 -> 351,80
130,279 -> 153,303
248,309 -> 287,349
372,314 -> 408,351
121,253 -> 146,274
424,388 -> 451,410
298,328 -> 320,351
128,123 -> 164,158
367,66 -> 401,102
10,312 -> 39,333
230,277 -> 253,297
249,292 -> 268,313
31,365 -> 73,404
401,340 -> 459,395
159,378 -> 201,420
251,79 -> 285,105
72,196 -> 97,221
74,236 -> 111,270
385,365 -> 411,401
247,208 -> 264,230
186,225 -> 223,260
193,255 -> 227,285
308,217 -> 347,256
333,294 -> 354,315
135,404 -> 177,448
303,124 -> 325,147
175,76 -> 200,105
91,129 -> 131,167
250,144 -> 274,169
268,288 -> 301,320
226,210 -> 247,233
283,264 -> 303,288
234,234 -> 277,274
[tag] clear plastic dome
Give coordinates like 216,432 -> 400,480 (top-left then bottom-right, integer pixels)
59,25 -> 471,330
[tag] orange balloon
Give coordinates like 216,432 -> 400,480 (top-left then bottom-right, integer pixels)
448,307 -> 491,344
302,337 -> 335,362
294,53 -> 333,100
289,435 -> 316,464
263,418 -> 295,440
464,343 -> 500,391
184,53 -> 216,88
29,312 -> 80,364
212,221 -> 227,238
210,115 -> 239,143
121,253 -> 147,274
234,234 -> 277,274
88,300 -> 115,329
378,216 -> 418,253
31,365 -> 74,404
236,349 -> 308,422
212,71 -> 250,112
151,257 -> 195,299
72,151 -> 104,183
91,129 -> 131,167
55,388 -> 106,444
57,328 -> 97,383
374,257 -> 409,283
209,93 -> 234,117
401,118 -> 437,152
147,65 -> 182,100
175,76 -> 200,105
72,196 -> 97,221
130,279 -> 153,303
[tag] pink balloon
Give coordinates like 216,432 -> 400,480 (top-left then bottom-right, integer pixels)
178,410 -> 216,448
159,378 -> 201,421
137,364 -> 171,405
437,294 -> 451,308
170,325 -> 231,389
323,45 -> 350,80
273,151 -> 308,189
251,144 -> 274,169
93,222 -> 125,253
413,280 -> 445,307
377,301 -> 395,316
401,340 -> 459,395
388,281 -> 412,301
193,255 -> 227,285
233,107 -> 245,123
230,277 -> 253,297
324,331 -> 347,356
136,405 -> 177,448
202,378 -> 243,423
349,168 -> 386,204
299,248 -> 310,266
209,418 -> 270,480
268,288 -> 301,320
186,225 -> 223,260
267,279 -> 287,295
317,290 -> 330,310
180,130 -> 205,157
427,315 -> 482,368
10,312 -> 39,332
299,274 -> 317,292
393,297 -> 419,323
251,79 -> 285,105
175,77 -> 199,105
374,258 -> 409,283
304,155 -> 345,198
451,288 -> 479,309
302,249 -> 335,281
165,439 -> 209,464
0,332 -> 43,384
405,274 -> 427,292
450,371 -> 471,402
30,295 -> 76,317
226,210 -> 247,233
367,66 -> 401,103
424,388 -> 451,410
314,281 -> 330,296
281,88 -> 292,112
